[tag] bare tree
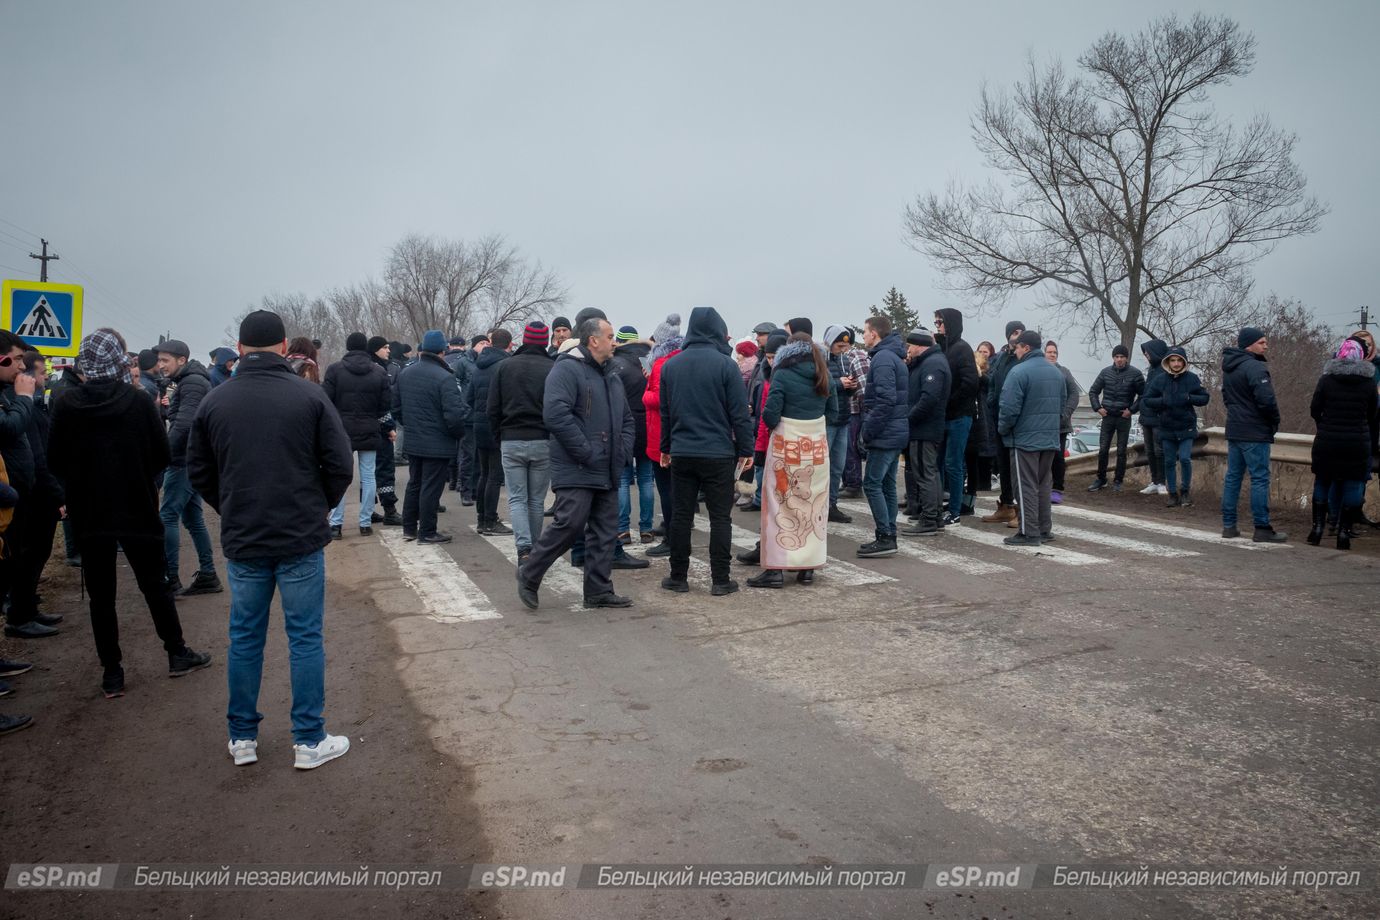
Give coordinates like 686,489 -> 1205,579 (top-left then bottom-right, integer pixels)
481,256 -> 568,332
904,14 -> 1327,350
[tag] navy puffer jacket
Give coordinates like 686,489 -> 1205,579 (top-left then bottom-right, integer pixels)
392,352 -> 467,458
1221,348 -> 1279,443
469,347 -> 508,450
1137,340 -> 1169,426
906,346 -> 951,443
861,333 -> 910,450
1142,348 -> 1210,441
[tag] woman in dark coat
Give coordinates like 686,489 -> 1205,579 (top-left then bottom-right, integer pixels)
962,341 -> 997,514
1308,338 -> 1380,549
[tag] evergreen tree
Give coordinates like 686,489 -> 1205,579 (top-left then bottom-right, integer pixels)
868,287 -> 920,334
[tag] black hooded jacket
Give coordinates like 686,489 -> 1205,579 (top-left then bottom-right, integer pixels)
1221,348 -> 1280,443
50,380 -> 168,539
1138,339 -> 1170,426
165,359 -> 212,465
610,341 -> 652,458
0,386 -> 35,496
323,349 -> 391,452
469,347 -> 509,450
934,308 -> 979,420
659,307 -> 754,460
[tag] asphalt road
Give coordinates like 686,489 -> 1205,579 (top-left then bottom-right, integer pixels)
3,467 -> 1375,920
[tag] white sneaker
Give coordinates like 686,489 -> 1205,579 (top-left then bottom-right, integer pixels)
1156,484 -> 1170,495
228,739 -> 258,766
1139,483 -> 1159,494
294,733 -> 350,770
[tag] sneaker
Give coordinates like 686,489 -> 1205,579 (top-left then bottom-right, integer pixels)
1086,480 -> 1107,493
0,658 -> 32,678
359,526 -> 373,536
1221,526 -> 1240,539
583,593 -> 633,609
856,534 -> 898,558
660,576 -> 690,593
381,510 -> 404,526
746,570 -> 784,589
0,713 -> 33,736
711,580 -> 739,597
3,621 -> 58,639
487,521 -> 513,535
827,505 -> 853,524
102,666 -> 125,699
402,531 -> 417,541
516,567 -> 540,610
418,532 -> 454,544
1004,533 -> 1042,546
1140,483 -> 1159,495
735,544 -> 761,566
901,521 -> 940,537
460,497 -> 476,507
228,738 -> 258,766
1166,492 -> 1181,508
165,575 -> 184,594
294,734 -> 350,770
0,680 -> 11,698
617,531 -> 632,545
330,524 -> 343,540
34,612 -> 63,626
1039,532 -> 1055,541
1156,484 -> 1170,495
371,511 -> 384,524
839,486 -> 862,499
640,532 -> 657,544
645,541 -> 672,557
1180,490 -> 1193,508
437,504 -> 447,514
168,647 -> 212,677
1050,490 -> 1063,505
1252,526 -> 1288,544
178,571 -> 224,596
611,551 -> 650,570
1111,482 -> 1123,493
941,512 -> 962,526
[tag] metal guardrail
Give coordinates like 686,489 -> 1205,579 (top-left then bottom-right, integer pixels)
1064,426 -> 1314,473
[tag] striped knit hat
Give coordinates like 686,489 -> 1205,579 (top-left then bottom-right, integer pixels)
616,325 -> 638,344
523,321 -> 550,347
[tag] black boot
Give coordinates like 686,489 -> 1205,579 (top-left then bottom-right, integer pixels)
1165,491 -> 1181,508
746,569 -> 784,589
796,570 -> 814,585
1307,501 -> 1327,546
1337,507 -> 1354,551
735,542 -> 760,566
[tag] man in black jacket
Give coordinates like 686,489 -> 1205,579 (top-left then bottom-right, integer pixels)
5,352 -> 65,636
53,329 -> 212,700
368,336 -> 402,525
0,330 -> 43,638
1087,344 -> 1146,493
323,333 -> 391,538
393,330 -> 468,543
981,321 -> 1025,524
1220,327 -> 1286,542
488,322 -> 554,560
188,310 -> 354,770
659,307 -> 754,596
456,334 -> 487,503
155,338 -> 221,596
934,309 -> 979,525
469,328 -> 511,534
901,329 -> 952,537
516,316 -> 636,610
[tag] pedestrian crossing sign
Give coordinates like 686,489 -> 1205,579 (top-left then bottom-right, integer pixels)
0,280 -> 83,357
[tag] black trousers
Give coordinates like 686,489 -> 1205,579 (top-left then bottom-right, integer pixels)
520,487 -> 618,599
1097,414 -> 1133,482
460,426 -> 479,498
995,434 -> 1014,504
1053,433 -> 1068,491
653,461 -> 673,531
7,500 -> 59,623
402,456 -> 450,537
669,456 -> 736,585
0,500 -> 33,625
376,433 -> 397,510
80,534 -> 185,669
476,446 -> 503,523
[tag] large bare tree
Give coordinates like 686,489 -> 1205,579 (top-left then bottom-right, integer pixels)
904,14 -> 1327,349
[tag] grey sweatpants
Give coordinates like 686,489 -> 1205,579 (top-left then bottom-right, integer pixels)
1013,448 -> 1055,537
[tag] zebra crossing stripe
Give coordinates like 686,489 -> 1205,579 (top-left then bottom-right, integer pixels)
378,528 -> 502,622
829,506 -> 1014,575
691,517 -> 898,586
976,498 -> 1287,551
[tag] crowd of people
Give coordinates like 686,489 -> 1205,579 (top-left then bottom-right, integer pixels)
0,304 -> 1377,753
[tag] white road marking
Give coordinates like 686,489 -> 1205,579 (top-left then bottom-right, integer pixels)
378,528 -> 501,622
691,517 -> 898,586
976,498 -> 1288,551
1036,523 -> 1199,558
827,504 -> 1014,575
471,528 -> 591,613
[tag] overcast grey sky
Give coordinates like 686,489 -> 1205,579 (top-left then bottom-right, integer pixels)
2,0 -> 1375,383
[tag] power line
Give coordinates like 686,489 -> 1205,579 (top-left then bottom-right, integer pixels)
0,261 -> 36,276
0,216 -> 39,242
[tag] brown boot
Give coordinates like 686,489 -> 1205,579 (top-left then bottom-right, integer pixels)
982,503 -> 1016,523
1007,513 -> 1020,528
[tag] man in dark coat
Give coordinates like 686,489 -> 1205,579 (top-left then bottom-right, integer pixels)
516,316 -> 636,610
858,314 -> 909,557
488,322 -> 554,559
393,330 -> 467,543
155,338 -> 221,596
5,352 -> 65,636
0,329 -> 44,638
455,334 -> 487,502
1220,327 -> 1285,541
188,310 -> 354,770
469,328 -> 511,534
658,307 -> 754,595
323,332 -> 391,537
934,308 -> 979,524
981,321 -> 1026,523
901,328 -> 952,537
1087,344 -> 1146,492
368,335 -> 402,524
1137,339 -> 1170,495
998,330 -> 1065,545
53,329 -> 212,699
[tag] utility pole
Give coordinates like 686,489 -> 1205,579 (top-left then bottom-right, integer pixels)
1359,306 -> 1371,331
28,239 -> 59,282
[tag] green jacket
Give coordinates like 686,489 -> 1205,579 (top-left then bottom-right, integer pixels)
763,340 -> 838,428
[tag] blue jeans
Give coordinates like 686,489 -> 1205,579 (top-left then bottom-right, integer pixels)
618,455 -> 656,534
1221,440 -> 1272,528
1313,477 -> 1365,509
502,439 -> 552,552
1160,436 -> 1194,494
161,465 -> 215,578
826,423 -> 849,506
943,415 -> 972,516
329,450 -> 376,528
863,447 -> 901,535
226,550 -> 327,746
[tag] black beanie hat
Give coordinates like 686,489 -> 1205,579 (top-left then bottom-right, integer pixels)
551,316 -> 572,331
366,335 -> 388,354
345,332 -> 368,352
239,310 -> 287,348
786,317 -> 814,337
1237,326 -> 1266,350
1004,320 -> 1026,339
1112,344 -> 1130,358
763,331 -> 789,354
137,348 -> 159,372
